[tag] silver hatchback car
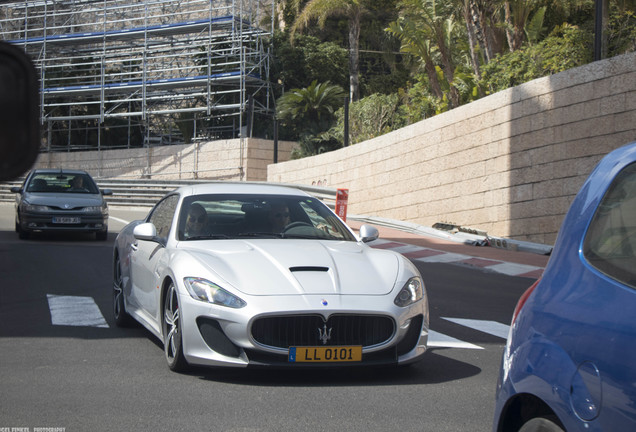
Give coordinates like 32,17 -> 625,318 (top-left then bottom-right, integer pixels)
11,169 -> 111,240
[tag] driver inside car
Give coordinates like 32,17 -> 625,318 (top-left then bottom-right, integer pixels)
268,202 -> 290,233
184,203 -> 208,238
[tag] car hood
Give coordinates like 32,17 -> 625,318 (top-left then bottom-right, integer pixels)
177,240 -> 400,296
23,192 -> 104,208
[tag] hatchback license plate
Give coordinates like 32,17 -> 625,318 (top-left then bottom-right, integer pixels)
52,217 -> 80,224
289,346 -> 362,363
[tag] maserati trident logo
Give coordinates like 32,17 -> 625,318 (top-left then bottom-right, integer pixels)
318,324 -> 332,345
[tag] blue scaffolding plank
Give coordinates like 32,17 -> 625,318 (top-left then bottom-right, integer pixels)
7,16 -> 239,45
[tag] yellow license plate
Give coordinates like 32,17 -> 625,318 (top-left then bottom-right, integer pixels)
288,346 -> 362,363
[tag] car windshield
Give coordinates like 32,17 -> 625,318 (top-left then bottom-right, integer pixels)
26,173 -> 99,194
178,194 -> 356,242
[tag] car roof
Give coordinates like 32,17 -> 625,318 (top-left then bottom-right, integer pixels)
173,182 -> 312,197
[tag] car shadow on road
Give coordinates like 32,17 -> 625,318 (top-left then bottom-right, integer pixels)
191,348 -> 481,386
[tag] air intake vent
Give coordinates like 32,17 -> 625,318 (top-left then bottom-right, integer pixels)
289,266 -> 329,272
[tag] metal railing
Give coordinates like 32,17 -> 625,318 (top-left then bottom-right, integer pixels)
0,178 -> 338,209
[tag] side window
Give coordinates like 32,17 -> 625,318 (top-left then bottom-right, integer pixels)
148,194 -> 179,242
584,163 -> 636,288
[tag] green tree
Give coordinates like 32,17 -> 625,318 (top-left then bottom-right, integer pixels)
388,0 -> 461,107
290,0 -> 375,102
326,93 -> 405,145
276,80 -> 346,156
479,23 -> 593,93
272,32 -> 348,95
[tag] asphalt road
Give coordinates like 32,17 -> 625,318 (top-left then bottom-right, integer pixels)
0,203 -> 533,432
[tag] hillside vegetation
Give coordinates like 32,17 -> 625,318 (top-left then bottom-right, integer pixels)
271,0 -> 636,158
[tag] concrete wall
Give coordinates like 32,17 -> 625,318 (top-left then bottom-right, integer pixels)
34,138 -> 295,182
268,52 -> 636,245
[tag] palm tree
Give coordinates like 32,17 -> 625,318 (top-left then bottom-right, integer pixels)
389,0 -> 461,107
386,19 -> 444,99
289,0 -> 371,102
276,80 -> 346,157
276,80 -> 346,126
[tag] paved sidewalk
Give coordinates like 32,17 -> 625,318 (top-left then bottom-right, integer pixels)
347,219 -> 549,279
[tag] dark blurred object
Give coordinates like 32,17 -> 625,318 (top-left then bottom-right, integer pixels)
0,41 -> 39,181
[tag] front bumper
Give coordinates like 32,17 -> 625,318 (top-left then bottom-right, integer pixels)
19,211 -> 108,233
178,290 -> 429,368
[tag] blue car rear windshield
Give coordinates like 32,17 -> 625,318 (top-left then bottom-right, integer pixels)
584,163 -> 636,288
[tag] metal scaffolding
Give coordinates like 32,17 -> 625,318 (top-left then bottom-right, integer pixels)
0,0 -> 274,151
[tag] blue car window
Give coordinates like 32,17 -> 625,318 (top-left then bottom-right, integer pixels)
584,163 -> 636,288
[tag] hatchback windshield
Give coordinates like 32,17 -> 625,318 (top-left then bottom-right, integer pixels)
27,173 -> 99,194
178,194 -> 355,241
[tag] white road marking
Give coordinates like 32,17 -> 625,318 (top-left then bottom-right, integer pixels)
416,253 -> 472,263
108,216 -> 131,225
427,330 -> 483,350
47,294 -> 109,328
485,262 -> 543,276
442,317 -> 510,339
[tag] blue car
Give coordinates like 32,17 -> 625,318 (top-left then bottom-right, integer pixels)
493,142 -> 636,432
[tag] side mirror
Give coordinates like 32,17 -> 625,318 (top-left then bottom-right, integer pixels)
101,189 -> 113,196
359,224 -> 379,243
10,186 -> 23,193
133,223 -> 157,242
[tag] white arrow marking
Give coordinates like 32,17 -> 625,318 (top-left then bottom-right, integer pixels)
47,294 -> 109,328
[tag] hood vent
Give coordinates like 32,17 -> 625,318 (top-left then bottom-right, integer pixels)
289,266 -> 329,273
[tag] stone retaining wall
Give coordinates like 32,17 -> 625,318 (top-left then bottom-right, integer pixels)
33,138 -> 295,182
268,52 -> 636,245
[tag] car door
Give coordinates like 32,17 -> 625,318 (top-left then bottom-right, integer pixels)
130,194 -> 179,326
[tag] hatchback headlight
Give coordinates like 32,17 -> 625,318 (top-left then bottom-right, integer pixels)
22,202 -> 50,212
184,277 -> 246,308
81,206 -> 103,213
394,277 -> 423,307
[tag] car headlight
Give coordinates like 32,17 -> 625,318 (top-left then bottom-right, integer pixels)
22,202 -> 50,212
81,206 -> 103,213
183,277 -> 246,308
394,277 -> 424,307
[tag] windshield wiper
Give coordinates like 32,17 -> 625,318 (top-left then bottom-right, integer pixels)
237,232 -> 282,238
185,234 -> 231,240
280,233 -> 323,240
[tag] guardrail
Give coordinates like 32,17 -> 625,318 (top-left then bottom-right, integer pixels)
0,178 -> 339,209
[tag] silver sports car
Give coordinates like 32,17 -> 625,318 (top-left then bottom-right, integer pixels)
113,183 -> 428,371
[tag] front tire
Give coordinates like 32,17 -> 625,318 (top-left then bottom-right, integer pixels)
519,417 -> 564,432
163,282 -> 188,372
113,255 -> 133,327
17,227 -> 30,239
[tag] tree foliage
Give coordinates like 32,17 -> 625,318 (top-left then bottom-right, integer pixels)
274,0 -> 636,158
325,93 -> 405,145
276,80 -> 346,156
271,32 -> 348,96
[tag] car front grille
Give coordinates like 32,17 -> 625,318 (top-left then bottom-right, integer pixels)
251,314 -> 395,349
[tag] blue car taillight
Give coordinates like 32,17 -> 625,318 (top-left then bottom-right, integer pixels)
511,279 -> 539,325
